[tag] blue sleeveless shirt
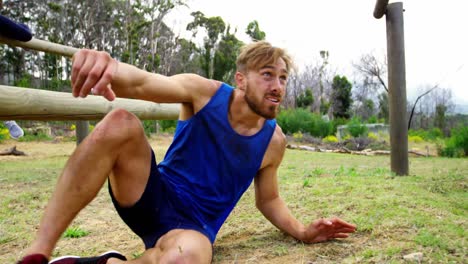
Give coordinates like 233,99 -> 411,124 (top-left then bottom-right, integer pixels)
157,83 -> 276,242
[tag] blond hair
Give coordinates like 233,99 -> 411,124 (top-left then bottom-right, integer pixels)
236,41 -> 294,73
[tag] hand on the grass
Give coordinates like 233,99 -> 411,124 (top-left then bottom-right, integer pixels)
300,217 -> 356,243
71,49 -> 118,101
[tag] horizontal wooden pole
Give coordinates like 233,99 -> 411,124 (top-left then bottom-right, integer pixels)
0,36 -> 79,58
0,85 -> 180,121
373,0 -> 389,19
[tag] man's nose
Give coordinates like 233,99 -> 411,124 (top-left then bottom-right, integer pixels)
271,77 -> 284,92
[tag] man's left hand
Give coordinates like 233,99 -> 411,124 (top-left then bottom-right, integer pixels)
300,217 -> 356,243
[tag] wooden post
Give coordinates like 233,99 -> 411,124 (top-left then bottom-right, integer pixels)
76,121 -> 89,145
386,2 -> 409,175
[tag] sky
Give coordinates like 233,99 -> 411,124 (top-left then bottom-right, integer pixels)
167,0 -> 468,107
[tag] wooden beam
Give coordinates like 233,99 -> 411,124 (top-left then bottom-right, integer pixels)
0,85 -> 180,121
0,36 -> 78,58
373,0 -> 389,19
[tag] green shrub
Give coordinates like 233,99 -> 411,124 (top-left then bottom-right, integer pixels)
367,115 -> 378,124
277,109 -> 333,138
346,117 -> 368,138
14,74 -> 32,88
409,128 -> 443,141
409,135 -> 424,143
159,120 -> 177,132
307,114 -> 333,138
331,117 -> 347,135
143,120 -> 156,137
0,126 -> 9,142
439,126 -> 468,157
323,135 -> 338,143
277,108 -> 311,134
19,132 -> 52,142
367,132 -> 378,141
292,131 -> 303,140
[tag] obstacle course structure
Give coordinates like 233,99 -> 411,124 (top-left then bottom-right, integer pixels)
374,0 -> 409,175
0,35 -> 180,143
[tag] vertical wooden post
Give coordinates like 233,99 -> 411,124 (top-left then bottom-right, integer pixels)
76,120 -> 89,145
386,2 -> 409,175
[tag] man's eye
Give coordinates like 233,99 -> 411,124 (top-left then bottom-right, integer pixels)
262,72 -> 272,77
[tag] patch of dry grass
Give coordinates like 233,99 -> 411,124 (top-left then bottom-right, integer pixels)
1,136 -> 467,263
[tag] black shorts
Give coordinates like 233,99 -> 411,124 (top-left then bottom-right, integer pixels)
108,150 -> 211,249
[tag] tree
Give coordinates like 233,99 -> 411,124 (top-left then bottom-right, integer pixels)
187,11 -> 226,78
317,50 -> 329,114
407,84 -> 438,129
296,88 -> 314,109
432,88 -> 454,135
213,25 -> 243,84
434,104 -> 447,133
352,52 -> 388,93
331,75 -> 353,119
377,92 -> 389,123
354,99 -> 375,121
245,20 -> 265,41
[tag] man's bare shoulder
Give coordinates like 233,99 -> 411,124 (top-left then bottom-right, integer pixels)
270,125 -> 287,149
261,124 -> 287,170
171,74 -> 221,95
179,77 -> 223,117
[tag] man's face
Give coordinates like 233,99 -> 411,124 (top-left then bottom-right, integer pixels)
242,59 -> 288,119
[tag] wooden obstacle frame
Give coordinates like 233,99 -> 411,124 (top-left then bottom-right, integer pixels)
0,35 -> 180,142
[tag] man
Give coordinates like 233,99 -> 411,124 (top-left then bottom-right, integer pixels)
18,41 -> 356,264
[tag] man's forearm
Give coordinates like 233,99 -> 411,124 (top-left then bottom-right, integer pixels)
111,62 -> 148,99
257,197 -> 306,241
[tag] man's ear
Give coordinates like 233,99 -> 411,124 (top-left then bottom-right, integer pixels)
235,71 -> 246,90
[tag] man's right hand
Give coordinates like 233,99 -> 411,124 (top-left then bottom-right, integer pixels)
71,49 -> 118,101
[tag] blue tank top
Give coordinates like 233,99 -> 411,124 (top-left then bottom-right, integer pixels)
157,83 -> 276,242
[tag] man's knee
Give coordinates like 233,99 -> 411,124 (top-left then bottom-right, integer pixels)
151,230 -> 212,264
90,109 -> 144,144
149,246 -> 211,264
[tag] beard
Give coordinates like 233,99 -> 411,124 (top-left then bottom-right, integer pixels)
244,83 -> 279,119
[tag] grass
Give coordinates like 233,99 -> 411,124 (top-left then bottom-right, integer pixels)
63,227 -> 90,238
0,139 -> 467,263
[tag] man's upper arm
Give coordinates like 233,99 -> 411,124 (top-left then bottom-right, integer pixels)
137,73 -> 219,105
255,127 -> 287,207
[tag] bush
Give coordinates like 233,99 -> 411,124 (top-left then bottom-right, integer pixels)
159,120 -> 177,132
277,109 -> 333,138
367,132 -> 378,141
307,114 -> 333,138
346,117 -> 368,138
0,126 -> 10,142
323,135 -> 338,143
367,115 -> 378,124
19,131 -> 52,142
277,108 -> 311,134
409,128 -> 443,141
292,131 -> 303,140
14,74 -> 33,88
439,126 -> 468,157
409,135 -> 424,143
331,117 -> 347,135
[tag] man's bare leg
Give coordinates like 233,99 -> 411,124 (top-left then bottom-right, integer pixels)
108,229 -> 213,264
23,109 -> 152,259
